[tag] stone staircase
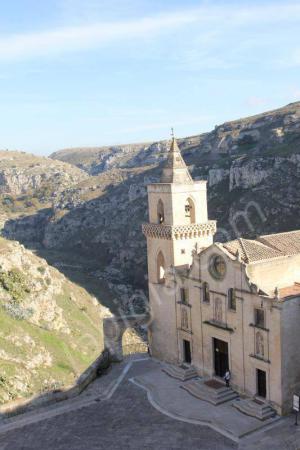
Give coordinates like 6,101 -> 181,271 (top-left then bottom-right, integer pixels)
162,364 -> 198,381
181,379 -> 239,405
233,398 -> 276,420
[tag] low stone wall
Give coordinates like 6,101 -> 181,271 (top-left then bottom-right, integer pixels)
0,349 -> 111,418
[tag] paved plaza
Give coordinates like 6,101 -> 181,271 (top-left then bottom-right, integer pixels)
0,357 -> 299,449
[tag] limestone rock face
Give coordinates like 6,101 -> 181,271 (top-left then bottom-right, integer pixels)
50,141 -> 171,175
208,169 -> 229,186
229,159 -> 273,191
0,150 -> 87,195
2,101 -> 300,315
0,237 -> 104,404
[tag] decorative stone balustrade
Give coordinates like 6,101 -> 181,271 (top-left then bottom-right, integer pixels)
142,221 -> 216,240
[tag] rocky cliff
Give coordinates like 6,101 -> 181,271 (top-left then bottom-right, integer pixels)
0,150 -> 87,195
2,102 -> 300,314
0,237 -> 110,404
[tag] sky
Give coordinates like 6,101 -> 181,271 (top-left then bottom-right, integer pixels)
0,0 -> 299,155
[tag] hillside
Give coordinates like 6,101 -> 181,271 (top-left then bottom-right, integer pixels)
50,142 -> 153,174
0,150 -> 87,225
2,101 -> 300,313
49,135 -> 203,175
50,102 -> 300,176
0,237 -> 107,404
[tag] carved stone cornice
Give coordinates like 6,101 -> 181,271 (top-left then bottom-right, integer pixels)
142,221 -> 216,240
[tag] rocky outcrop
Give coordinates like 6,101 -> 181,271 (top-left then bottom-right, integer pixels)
208,168 -> 229,186
0,150 -> 87,195
50,138 -> 200,175
229,154 -> 300,191
0,237 -> 105,404
229,159 -> 273,191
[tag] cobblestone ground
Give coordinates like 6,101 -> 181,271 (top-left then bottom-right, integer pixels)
0,362 -> 236,450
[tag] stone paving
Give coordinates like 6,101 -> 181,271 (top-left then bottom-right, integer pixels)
0,356 -> 299,449
131,364 -> 279,440
0,358 -> 235,450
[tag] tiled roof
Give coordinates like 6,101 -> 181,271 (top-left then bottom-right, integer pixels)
258,230 -> 300,255
222,230 -> 300,263
279,283 -> 300,299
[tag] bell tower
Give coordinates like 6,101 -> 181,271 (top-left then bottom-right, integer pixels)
142,135 -> 216,361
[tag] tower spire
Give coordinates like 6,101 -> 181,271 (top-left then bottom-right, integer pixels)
161,132 -> 193,184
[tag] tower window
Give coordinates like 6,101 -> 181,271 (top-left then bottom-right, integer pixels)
255,309 -> 265,328
157,251 -> 166,284
228,288 -> 236,311
184,198 -> 196,223
202,282 -> 210,303
180,288 -> 188,304
157,199 -> 165,224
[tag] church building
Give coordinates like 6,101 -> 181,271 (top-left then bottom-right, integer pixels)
142,136 -> 300,416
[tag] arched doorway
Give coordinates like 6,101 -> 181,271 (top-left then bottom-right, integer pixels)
157,251 -> 166,283
184,198 -> 196,223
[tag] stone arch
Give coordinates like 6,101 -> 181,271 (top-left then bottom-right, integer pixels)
256,331 -> 264,357
157,250 -> 166,283
103,314 -> 150,361
157,199 -> 165,224
185,197 -> 196,223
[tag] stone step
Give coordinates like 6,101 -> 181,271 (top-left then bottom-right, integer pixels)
162,364 -> 198,381
181,379 -> 239,405
233,398 -> 276,420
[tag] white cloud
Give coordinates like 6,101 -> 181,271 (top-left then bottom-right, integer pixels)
0,11 -> 198,62
0,2 -> 300,62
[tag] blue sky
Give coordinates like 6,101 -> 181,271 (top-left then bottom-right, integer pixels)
0,0 -> 299,155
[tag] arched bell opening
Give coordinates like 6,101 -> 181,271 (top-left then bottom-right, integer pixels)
184,197 -> 196,224
157,251 -> 166,284
157,199 -> 165,224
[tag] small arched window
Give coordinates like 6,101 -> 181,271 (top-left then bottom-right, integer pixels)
228,288 -> 236,311
184,198 -> 196,223
157,251 -> 165,284
157,199 -> 165,224
202,282 -> 210,303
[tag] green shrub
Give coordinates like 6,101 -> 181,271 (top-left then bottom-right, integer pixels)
0,268 -> 31,302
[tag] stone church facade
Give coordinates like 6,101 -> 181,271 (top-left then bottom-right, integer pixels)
142,137 -> 300,415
